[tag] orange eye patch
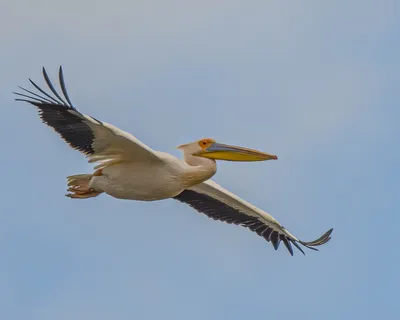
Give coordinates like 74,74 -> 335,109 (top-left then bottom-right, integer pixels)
198,138 -> 215,149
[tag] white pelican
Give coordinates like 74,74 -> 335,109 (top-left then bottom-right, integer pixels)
14,67 -> 333,256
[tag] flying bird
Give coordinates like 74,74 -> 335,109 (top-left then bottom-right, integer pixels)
14,67 -> 333,256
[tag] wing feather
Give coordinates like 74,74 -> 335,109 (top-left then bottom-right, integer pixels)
174,180 -> 333,256
14,66 -> 162,165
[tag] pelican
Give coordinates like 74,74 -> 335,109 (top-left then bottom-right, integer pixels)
14,67 -> 333,256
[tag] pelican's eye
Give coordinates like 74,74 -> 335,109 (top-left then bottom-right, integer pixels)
198,138 -> 215,150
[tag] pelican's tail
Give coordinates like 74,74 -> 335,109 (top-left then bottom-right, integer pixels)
66,174 -> 103,199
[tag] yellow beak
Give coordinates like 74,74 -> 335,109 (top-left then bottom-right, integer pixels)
194,142 -> 278,161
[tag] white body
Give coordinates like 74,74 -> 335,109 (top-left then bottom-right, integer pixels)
90,152 -> 215,201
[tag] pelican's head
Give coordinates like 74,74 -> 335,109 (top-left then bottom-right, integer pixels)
177,138 -> 277,162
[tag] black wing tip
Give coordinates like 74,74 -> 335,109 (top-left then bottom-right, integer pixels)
42,65 -> 63,77
280,228 -> 333,256
42,66 -> 61,76
291,240 -> 306,255
293,227 -> 333,255
263,226 -> 333,256
14,66 -> 75,109
41,67 -> 50,83
14,98 -> 35,104
300,228 -> 333,247
58,65 -> 75,108
281,236 -> 294,256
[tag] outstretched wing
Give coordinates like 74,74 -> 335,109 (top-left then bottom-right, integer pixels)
14,66 -> 162,168
174,180 -> 333,256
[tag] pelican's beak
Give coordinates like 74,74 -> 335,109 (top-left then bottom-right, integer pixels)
194,142 -> 278,161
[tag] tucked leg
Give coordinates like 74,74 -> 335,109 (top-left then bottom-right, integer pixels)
66,173 -> 103,199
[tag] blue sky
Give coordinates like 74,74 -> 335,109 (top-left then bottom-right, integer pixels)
1,1 -> 399,319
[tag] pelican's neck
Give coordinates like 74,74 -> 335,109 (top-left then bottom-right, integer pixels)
182,156 -> 217,188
